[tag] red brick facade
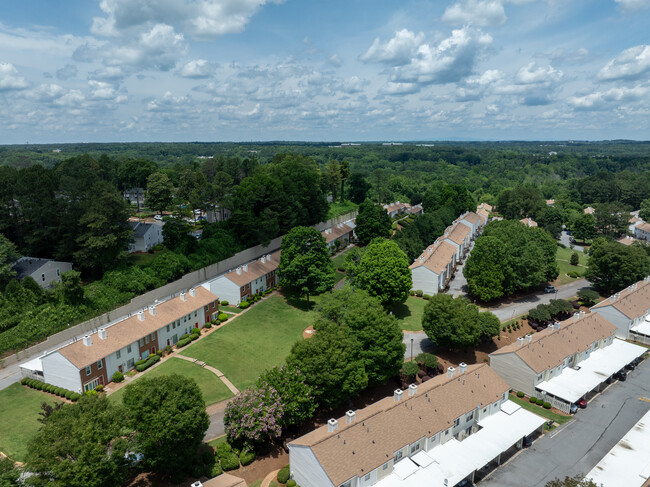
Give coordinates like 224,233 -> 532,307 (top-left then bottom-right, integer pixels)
79,358 -> 108,392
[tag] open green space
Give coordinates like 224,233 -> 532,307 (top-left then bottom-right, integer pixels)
555,246 -> 588,286
207,435 -> 229,449
182,295 -> 316,390
509,394 -> 572,425
0,383 -> 55,462
220,305 -> 243,314
127,248 -> 170,267
331,248 -> 353,285
392,296 -> 428,331
109,357 -> 234,406
326,200 -> 358,220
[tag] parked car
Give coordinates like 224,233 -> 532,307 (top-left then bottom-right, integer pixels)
544,285 -> 556,293
154,214 -> 163,221
577,398 -> 587,408
625,361 -> 636,370
615,370 -> 627,381
570,403 -> 578,414
523,436 -> 532,447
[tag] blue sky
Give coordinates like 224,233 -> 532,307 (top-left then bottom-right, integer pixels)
1,0 -> 649,143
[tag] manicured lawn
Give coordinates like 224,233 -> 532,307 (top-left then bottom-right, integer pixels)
326,200 -> 358,220
207,435 -> 228,449
182,295 -> 316,390
221,305 -> 243,314
0,383 -> 55,461
555,246 -> 588,286
392,296 -> 428,331
509,394 -> 572,425
109,357 -> 234,406
331,248 -> 352,270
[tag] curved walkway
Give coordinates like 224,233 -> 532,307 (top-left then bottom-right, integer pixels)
260,469 -> 281,487
174,353 -> 240,395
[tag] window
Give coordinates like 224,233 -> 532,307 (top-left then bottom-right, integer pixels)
84,378 -> 100,392
204,306 -> 208,312
410,443 -> 420,454
194,310 -> 197,317
127,344 -> 132,353
183,316 -> 186,323
445,429 -> 450,436
138,339 -> 144,347
382,462 -> 389,470
56,268 -> 60,276
339,481 -> 352,487
97,360 -> 103,370
85,366 -> 92,376
364,474 -> 371,481
41,273 -> 46,282
172,321 -> 176,329
537,373 -> 543,381
116,350 -> 121,359
454,418 -> 460,427
241,286 -> 245,292
394,450 -> 403,462
465,412 -> 473,422
127,358 -> 134,369
166,325 -> 170,332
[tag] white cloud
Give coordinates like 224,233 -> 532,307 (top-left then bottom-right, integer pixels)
598,45 -> 650,81
568,85 -> 650,110
516,62 -> 562,84
179,59 -> 216,78
442,0 -> 507,26
615,0 -> 650,12
456,69 -> 504,100
360,29 -> 425,66
0,63 -> 29,91
56,64 -> 78,80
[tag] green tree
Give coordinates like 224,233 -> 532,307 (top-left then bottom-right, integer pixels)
594,202 -> 630,237
323,160 -> 342,201
355,200 -> 391,246
572,213 -> 597,242
577,289 -> 599,306
257,365 -> 316,427
478,311 -> 501,342
355,238 -> 412,307
347,173 -> 371,204
58,270 -> 84,306
25,395 -> 129,487
0,234 -> 19,291
570,252 -> 579,265
161,216 -> 194,253
145,172 -> 174,216
545,475 -> 600,487
279,226 -> 334,302
464,236 -> 510,301
122,375 -> 210,474
497,187 -> 546,220
0,457 -> 20,487
538,206 -> 563,239
639,198 -> 650,222
422,294 -> 486,350
586,239 -> 650,294
287,324 -> 368,408
339,160 -> 350,202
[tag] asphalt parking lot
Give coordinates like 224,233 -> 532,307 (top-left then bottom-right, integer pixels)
482,356 -> 650,486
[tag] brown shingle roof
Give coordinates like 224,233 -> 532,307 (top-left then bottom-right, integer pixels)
461,212 -> 480,224
322,223 -> 354,243
289,364 -> 508,486
637,222 -> 650,233
224,250 -> 281,287
57,286 -> 218,369
478,203 -> 493,212
520,218 -> 538,227
490,313 -> 616,373
202,473 -> 247,487
444,223 -> 471,245
617,236 -> 637,246
410,240 -> 457,274
592,279 -> 650,319
383,202 -> 411,213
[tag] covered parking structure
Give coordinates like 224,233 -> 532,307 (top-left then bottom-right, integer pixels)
535,339 -> 646,412
375,401 -> 546,487
630,316 -> 650,345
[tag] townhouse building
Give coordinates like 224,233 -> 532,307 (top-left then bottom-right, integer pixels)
322,222 -> 355,249
489,312 -> 645,412
634,222 -> 650,242
591,277 -> 650,340
24,287 -> 219,392
410,240 -> 457,296
442,223 -> 472,263
519,218 -> 538,228
456,211 -> 484,239
206,251 -> 280,305
289,364 -> 545,487
383,202 -> 411,218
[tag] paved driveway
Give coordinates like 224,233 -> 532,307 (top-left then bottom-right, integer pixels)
482,358 -> 650,486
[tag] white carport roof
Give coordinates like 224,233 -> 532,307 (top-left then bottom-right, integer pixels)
19,356 -> 43,373
536,339 -> 646,404
586,410 -> 650,487
631,317 -> 650,337
375,401 -> 546,487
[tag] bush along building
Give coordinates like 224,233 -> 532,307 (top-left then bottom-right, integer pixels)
20,287 -> 219,392
289,364 -> 546,487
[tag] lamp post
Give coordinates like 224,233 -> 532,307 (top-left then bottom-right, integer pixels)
410,338 -> 414,361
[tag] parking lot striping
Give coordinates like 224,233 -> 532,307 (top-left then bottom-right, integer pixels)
639,397 -> 650,403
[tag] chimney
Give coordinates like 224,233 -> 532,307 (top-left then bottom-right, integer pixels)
580,310 -> 586,318
98,328 -> 107,340
447,367 -> 456,378
180,292 -> 187,302
266,254 -> 271,261
327,418 -> 338,432
83,335 -> 92,347
525,334 -> 532,344
555,322 -> 561,330
261,256 -> 266,264
236,267 -> 242,275
408,383 -> 418,396
243,264 -> 248,272
573,312 -> 580,320
149,305 -> 156,316
189,288 -> 196,297
345,410 -> 356,424
137,311 -> 145,321
394,389 -> 404,402
517,337 -> 524,346
458,362 -> 467,375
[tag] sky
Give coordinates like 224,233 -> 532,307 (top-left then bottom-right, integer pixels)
1,0 -> 650,143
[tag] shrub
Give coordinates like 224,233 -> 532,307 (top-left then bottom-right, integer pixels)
204,322 -> 213,329
543,402 -> 552,409
409,289 -> 415,296
529,396 -> 537,403
65,390 -> 73,400
156,349 -> 163,357
210,462 -> 223,477
415,353 -> 438,372
56,388 -> 65,396
239,449 -> 255,466
567,271 -> 581,278
70,393 -> 81,402
180,334 -> 190,341
218,313 -> 228,322
190,333 -> 200,341
401,361 -> 419,378
112,371 -> 124,383
176,338 -> 191,348
219,452 -> 240,471
517,391 -> 525,398
215,442 -> 232,457
34,381 -> 44,390
135,359 -> 147,367
165,345 -> 173,353
277,467 -> 291,484
536,398 -> 544,405
191,327 -> 201,335
136,364 -> 146,372
415,290 -> 423,297
239,300 -> 250,309
221,300 -> 229,306
95,384 -> 104,392
422,294 -> 431,300
21,377 -> 28,386
287,480 -> 297,487
570,252 -> 579,266
502,326 -> 506,332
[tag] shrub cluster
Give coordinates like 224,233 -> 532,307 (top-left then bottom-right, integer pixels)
277,467 -> 290,484
135,354 -> 160,372
415,290 -> 423,297
529,396 -> 537,403
221,300 -> 229,306
218,313 -> 229,322
112,371 -> 124,383
401,361 -> 419,378
516,391 -> 525,398
21,378 -> 81,401
176,337 -> 192,348
239,300 -> 250,309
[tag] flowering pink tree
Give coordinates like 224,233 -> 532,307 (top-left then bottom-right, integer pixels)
258,365 -> 316,426
224,383 -> 285,446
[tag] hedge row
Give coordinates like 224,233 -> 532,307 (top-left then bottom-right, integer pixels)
21,378 -> 81,402
211,441 -> 256,473
135,353 -> 161,372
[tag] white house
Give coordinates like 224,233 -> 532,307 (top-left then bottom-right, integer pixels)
128,221 -> 164,253
442,223 -> 472,262
289,364 -> 545,487
456,211 -> 483,239
25,287 -> 219,392
12,257 -> 73,289
410,240 -> 457,295
123,187 -> 145,208
591,277 -> 650,339
489,312 -> 645,412
383,202 -> 411,218
322,223 -> 355,249
634,222 -> 650,242
205,251 -> 280,305
519,217 -> 538,227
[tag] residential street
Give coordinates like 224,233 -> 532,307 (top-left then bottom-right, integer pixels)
482,357 -> 650,486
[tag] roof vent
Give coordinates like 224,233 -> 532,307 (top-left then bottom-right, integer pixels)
525,334 -> 532,344
137,311 -> 145,321
573,312 -> 580,320
345,410 -> 356,424
98,328 -> 107,340
266,254 -> 271,261
447,366 -> 456,378
261,256 -> 266,264
191,482 -> 203,487
83,335 -> 92,347
243,264 -> 248,272
408,383 -> 418,396
580,310 -> 586,317
180,292 -> 187,301
149,305 -> 156,316
189,288 -> 196,297
517,337 -> 525,346
394,389 -> 404,402
327,418 -> 338,432
555,321 -> 561,330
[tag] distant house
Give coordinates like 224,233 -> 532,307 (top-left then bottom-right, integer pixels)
546,199 -> 555,206
584,206 -> 595,215
383,201 -> 411,218
206,207 -> 232,223
478,202 -> 493,213
289,364 -> 545,487
206,251 -> 280,305
123,187 -> 145,207
628,215 -> 642,234
12,257 -> 73,289
128,221 -> 164,253
322,222 -> 354,249
634,222 -> 650,242
407,204 -> 424,216
591,278 -> 650,340
519,217 -> 538,227
617,235 -> 638,246
410,240 -> 457,295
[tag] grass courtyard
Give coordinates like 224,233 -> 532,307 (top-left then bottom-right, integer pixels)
392,296 -> 428,331
109,357 -> 234,406
182,295 -> 316,390
0,383 -> 55,462
555,246 -> 588,286
508,393 -> 571,426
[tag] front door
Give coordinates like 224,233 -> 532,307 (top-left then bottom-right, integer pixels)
151,346 -> 156,355
118,365 -> 123,373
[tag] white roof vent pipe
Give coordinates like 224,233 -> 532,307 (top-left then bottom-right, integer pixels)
327,418 -> 338,432
189,288 -> 196,297
83,335 -> 92,347
458,362 -> 467,375
447,367 -> 456,378
394,389 -> 404,402
261,256 -> 266,264
98,328 -> 107,340
408,384 -> 418,396
149,306 -> 156,316
180,292 -> 187,302
525,334 -> 532,344
345,410 -> 356,424
266,254 -> 271,261
243,264 -> 248,272
517,337 -> 525,346
137,311 -> 145,321
236,267 -> 242,275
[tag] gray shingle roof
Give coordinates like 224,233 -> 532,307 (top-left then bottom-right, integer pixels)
12,257 -> 51,279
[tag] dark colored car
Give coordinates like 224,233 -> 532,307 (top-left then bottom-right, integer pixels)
615,370 -> 627,381
577,399 -> 587,408
523,436 -> 532,447
625,361 -> 636,370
